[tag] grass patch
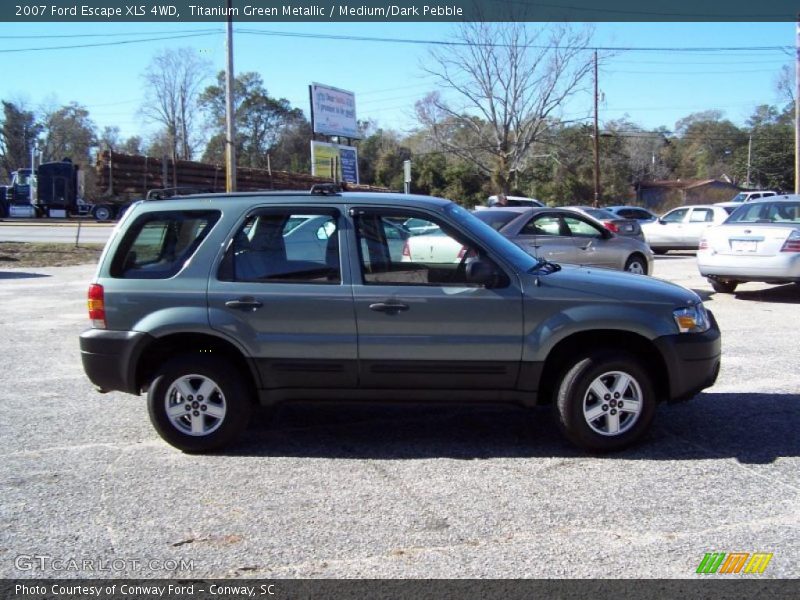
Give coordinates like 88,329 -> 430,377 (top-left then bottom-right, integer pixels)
0,242 -> 103,268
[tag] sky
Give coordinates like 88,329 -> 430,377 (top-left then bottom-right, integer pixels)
0,21 -> 794,143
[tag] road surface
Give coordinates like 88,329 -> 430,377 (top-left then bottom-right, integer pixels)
0,221 -> 114,244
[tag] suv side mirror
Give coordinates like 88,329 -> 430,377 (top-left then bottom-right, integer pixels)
466,259 -> 505,288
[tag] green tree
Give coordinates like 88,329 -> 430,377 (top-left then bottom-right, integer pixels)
41,102 -> 97,166
0,100 -> 42,180
672,111 -> 747,181
199,71 -> 304,169
735,104 -> 793,191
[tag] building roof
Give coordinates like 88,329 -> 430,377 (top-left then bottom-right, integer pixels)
638,179 -> 737,190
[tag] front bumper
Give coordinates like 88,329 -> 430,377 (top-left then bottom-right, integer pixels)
653,311 -> 721,402
79,329 -> 152,394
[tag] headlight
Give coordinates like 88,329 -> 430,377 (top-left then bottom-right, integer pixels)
673,303 -> 710,333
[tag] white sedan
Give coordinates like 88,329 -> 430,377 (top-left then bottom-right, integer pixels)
697,196 -> 800,293
641,204 -> 731,254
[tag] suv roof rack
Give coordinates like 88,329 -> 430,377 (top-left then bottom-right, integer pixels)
310,183 -> 345,196
145,187 -> 214,201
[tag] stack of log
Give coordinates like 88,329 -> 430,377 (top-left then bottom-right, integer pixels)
94,151 -> 390,199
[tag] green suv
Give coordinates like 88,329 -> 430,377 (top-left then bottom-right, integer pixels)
80,189 -> 721,453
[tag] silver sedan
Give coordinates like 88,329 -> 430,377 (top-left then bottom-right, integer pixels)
473,207 -> 654,274
697,196 -> 800,293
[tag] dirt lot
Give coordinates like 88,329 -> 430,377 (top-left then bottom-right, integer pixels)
0,254 -> 798,579
0,242 -> 102,268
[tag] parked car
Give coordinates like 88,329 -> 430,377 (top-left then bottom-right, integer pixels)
80,189 -> 720,453
402,223 -> 466,264
567,206 -> 645,241
715,191 -> 778,213
473,207 -> 653,274
697,195 -> 800,293
605,205 -> 659,224
484,195 -> 544,208
641,205 -> 730,254
727,190 -> 777,204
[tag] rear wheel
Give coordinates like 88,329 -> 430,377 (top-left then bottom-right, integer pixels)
624,254 -> 648,275
147,355 -> 252,453
555,352 -> 656,452
709,279 -> 737,294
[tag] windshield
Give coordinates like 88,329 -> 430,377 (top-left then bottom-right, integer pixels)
445,204 -> 539,271
730,193 -> 747,203
726,201 -> 800,224
472,210 -> 520,231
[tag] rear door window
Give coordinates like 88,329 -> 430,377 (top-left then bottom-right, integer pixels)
218,210 -> 341,283
110,210 -> 220,279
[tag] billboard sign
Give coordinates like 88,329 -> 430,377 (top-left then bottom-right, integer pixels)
311,141 -> 359,184
310,83 -> 359,139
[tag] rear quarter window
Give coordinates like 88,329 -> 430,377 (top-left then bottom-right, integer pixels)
110,210 -> 220,279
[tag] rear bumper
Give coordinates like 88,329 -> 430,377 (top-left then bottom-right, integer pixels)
654,311 -> 721,403
79,329 -> 152,394
698,251 -> 800,281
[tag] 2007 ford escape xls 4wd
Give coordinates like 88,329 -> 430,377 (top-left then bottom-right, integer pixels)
80,189 -> 721,453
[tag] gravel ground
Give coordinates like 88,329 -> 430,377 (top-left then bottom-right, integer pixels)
0,254 -> 798,579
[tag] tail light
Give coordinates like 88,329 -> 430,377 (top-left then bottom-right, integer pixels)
456,246 -> 477,260
780,231 -> 800,252
603,221 -> 619,233
698,237 -> 708,250
87,284 -> 106,329
402,241 -> 411,258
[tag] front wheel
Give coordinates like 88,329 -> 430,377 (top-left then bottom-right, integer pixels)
624,254 -> 648,275
555,352 -> 656,452
93,205 -> 113,221
147,355 -> 252,453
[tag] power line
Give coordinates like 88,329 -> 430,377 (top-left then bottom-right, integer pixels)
236,29 -> 792,53
0,32 -> 220,54
0,28 -> 220,39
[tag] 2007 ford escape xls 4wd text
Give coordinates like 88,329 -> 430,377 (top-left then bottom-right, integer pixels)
80,189 -> 721,453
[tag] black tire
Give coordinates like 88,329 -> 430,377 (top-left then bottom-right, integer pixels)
709,279 -> 737,294
554,352 -> 656,452
624,254 -> 648,275
652,248 -> 668,255
147,355 -> 253,453
93,205 -> 113,221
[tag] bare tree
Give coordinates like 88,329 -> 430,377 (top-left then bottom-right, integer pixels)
140,47 -> 210,171
415,23 -> 594,193
776,64 -> 794,108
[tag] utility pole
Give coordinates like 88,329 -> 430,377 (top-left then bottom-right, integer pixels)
224,0 -> 237,192
795,15 -> 799,194
593,49 -> 601,207
746,134 -> 752,189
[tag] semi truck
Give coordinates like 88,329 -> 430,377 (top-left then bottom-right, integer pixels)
0,159 -> 123,220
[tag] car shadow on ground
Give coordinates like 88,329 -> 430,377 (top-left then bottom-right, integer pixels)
0,271 -> 50,279
731,284 -> 800,304
226,392 -> 799,464
653,252 -> 696,260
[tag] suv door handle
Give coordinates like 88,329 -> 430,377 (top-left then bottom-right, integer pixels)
225,297 -> 263,311
369,301 -> 409,314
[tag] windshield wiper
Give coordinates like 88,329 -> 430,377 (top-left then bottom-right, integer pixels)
529,257 -> 561,274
